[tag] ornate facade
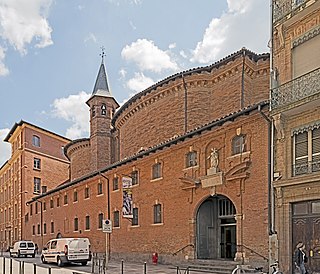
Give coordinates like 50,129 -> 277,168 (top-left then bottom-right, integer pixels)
271,0 -> 320,272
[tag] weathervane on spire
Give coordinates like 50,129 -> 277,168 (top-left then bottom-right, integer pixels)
100,46 -> 106,64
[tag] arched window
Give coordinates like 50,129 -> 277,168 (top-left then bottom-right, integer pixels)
101,104 -> 106,115
232,135 -> 246,155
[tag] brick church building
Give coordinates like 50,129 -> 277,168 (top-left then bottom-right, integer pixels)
26,48 -> 271,266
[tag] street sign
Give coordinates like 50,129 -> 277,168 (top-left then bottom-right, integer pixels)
102,219 -> 112,233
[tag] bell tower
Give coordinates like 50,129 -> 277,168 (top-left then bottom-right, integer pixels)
86,49 -> 119,170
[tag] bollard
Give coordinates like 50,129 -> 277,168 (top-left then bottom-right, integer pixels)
19,261 -> 22,274
121,259 -> 124,274
48,267 -> 51,274
144,262 -> 147,274
10,258 -> 12,274
91,253 -> 95,273
3,256 -> 5,274
33,263 -> 37,274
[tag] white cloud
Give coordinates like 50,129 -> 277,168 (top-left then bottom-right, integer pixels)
119,68 -> 127,79
51,91 -> 90,140
0,128 -> 10,166
84,33 -> 97,44
121,38 -> 179,73
169,43 -> 176,49
126,72 -> 155,92
0,0 -> 53,55
191,0 -> 269,63
0,46 -> 9,76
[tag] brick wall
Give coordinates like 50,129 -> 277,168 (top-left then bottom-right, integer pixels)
27,106 -> 270,266
114,52 -> 269,160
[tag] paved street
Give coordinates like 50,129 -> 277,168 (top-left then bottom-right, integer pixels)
0,252 -> 214,274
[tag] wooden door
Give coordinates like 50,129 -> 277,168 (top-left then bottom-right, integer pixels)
292,200 -> 320,271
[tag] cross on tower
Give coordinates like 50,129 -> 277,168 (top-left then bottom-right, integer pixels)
100,46 -> 106,63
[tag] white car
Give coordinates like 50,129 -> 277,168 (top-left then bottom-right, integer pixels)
41,238 -> 91,267
10,241 -> 36,258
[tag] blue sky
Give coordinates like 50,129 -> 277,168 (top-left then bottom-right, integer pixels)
0,0 -> 270,165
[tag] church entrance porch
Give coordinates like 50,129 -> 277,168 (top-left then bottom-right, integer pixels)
196,195 -> 236,260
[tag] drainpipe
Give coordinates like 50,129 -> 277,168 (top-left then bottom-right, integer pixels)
258,105 -> 274,235
241,49 -> 246,109
269,0 -> 276,235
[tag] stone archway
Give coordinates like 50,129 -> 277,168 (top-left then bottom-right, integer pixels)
196,195 -> 236,260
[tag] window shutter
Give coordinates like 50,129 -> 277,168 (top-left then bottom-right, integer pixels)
295,132 -> 308,159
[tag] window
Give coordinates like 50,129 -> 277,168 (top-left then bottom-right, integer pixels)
51,221 -> 54,233
50,199 -> 54,209
113,210 -> 120,227
152,163 -> 162,180
232,135 -> 247,155
101,104 -> 106,115
84,187 -> 90,199
64,194 -> 68,205
57,197 -> 60,207
34,177 -> 41,194
37,224 -> 40,234
132,208 -> 138,226
35,203 -> 38,214
97,182 -> 103,195
43,223 -> 47,234
42,186 -> 47,194
43,202 -> 46,211
113,177 -> 119,190
98,213 -> 104,229
74,217 -> 79,231
293,127 -> 320,176
33,158 -> 41,169
131,171 -> 139,186
30,204 -> 33,216
85,215 -> 90,230
73,191 -> 78,202
32,135 -> 40,147
153,204 -> 162,224
186,151 -> 197,167
32,225 -> 35,235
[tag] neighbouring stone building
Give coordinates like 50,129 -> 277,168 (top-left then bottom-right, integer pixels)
26,48 -> 271,267
271,0 -> 320,272
0,121 -> 70,250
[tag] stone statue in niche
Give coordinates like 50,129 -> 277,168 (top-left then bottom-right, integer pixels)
207,148 -> 219,174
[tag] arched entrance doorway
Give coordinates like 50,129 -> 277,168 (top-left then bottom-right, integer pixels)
196,195 -> 236,260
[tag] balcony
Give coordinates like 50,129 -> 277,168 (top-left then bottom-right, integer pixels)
273,0 -> 316,23
293,159 -> 320,176
271,67 -> 320,112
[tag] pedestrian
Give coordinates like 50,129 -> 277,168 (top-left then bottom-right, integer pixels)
294,242 -> 308,274
35,243 -> 38,254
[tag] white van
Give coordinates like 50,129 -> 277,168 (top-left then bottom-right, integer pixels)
41,238 -> 91,266
10,240 -> 36,258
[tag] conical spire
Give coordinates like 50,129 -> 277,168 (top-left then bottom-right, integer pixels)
91,62 -> 112,97
89,47 -> 112,100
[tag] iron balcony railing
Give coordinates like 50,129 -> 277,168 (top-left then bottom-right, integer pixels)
273,0 -> 308,23
271,67 -> 320,110
293,159 -> 320,176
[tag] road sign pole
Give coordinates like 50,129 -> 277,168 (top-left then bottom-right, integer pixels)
105,231 -> 108,270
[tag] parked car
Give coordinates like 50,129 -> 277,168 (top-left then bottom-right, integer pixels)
10,240 -> 36,258
41,238 -> 91,267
